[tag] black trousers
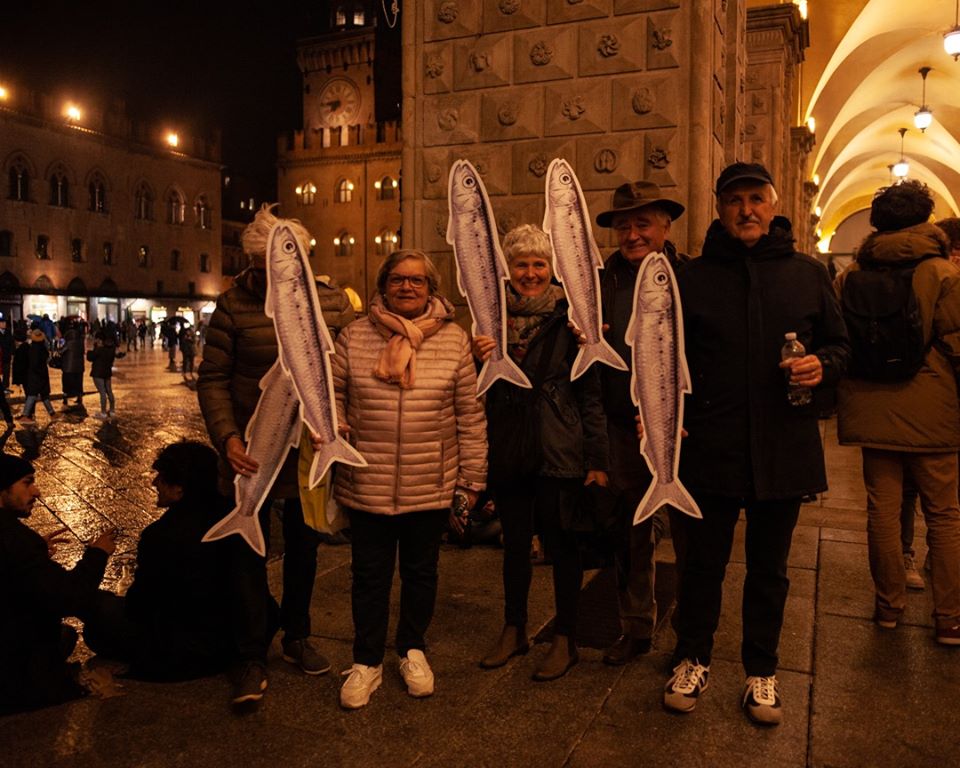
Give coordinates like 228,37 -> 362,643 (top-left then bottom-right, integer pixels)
232,497 -> 319,664
347,507 -> 447,666
671,494 -> 801,677
497,477 -> 583,637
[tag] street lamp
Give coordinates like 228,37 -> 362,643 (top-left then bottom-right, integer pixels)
914,67 -> 933,131
892,128 -> 910,179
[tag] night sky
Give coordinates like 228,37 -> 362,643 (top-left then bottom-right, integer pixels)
0,1 -> 330,194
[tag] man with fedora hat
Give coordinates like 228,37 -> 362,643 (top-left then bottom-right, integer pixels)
594,180 -> 687,667
661,162 -> 848,725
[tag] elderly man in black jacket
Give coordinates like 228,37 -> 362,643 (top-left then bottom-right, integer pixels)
0,454 -> 116,714
662,163 -> 849,726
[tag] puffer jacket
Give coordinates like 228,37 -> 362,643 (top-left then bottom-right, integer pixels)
485,303 -> 608,481
197,267 -> 355,497
331,307 -> 487,515
836,222 -> 960,451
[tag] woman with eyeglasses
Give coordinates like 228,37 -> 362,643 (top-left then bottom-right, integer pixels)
329,249 -> 487,709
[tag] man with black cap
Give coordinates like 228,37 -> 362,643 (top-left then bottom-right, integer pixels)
594,181 -> 687,666
0,453 -> 116,714
661,163 -> 848,725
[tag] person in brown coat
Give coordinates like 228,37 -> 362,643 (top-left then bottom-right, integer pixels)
836,182 -> 960,646
197,205 -> 355,706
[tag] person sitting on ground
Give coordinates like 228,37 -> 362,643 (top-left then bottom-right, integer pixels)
82,442 -> 244,681
0,453 -> 116,714
86,331 -> 118,420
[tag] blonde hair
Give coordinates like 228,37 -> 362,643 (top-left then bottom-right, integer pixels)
502,224 -> 552,263
241,203 -> 313,259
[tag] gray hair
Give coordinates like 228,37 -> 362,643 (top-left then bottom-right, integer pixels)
375,249 -> 441,296
502,224 -> 552,263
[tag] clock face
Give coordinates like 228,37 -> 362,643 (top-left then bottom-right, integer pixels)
316,77 -> 361,128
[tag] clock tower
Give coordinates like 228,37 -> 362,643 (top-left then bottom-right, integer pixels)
299,29 -> 375,134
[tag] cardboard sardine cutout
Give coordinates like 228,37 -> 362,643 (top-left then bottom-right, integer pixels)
446,159 -> 531,396
543,158 -> 628,380
626,252 -> 701,525
264,221 -> 366,488
203,361 -> 301,556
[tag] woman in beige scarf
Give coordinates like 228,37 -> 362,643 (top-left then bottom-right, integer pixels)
330,249 -> 487,710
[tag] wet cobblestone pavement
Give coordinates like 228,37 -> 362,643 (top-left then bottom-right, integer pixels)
5,344 -> 209,587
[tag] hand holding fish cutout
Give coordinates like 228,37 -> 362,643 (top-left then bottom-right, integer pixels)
543,158 -> 628,381
626,252 -> 701,525
446,159 -> 531,396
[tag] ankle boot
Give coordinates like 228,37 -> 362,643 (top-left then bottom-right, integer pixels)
479,625 -> 529,669
532,633 -> 579,682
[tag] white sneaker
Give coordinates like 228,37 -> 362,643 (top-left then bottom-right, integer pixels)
339,663 -> 382,709
399,649 -> 435,698
663,658 -> 710,713
741,675 -> 782,725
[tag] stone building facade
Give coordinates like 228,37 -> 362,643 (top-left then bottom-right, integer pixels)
0,86 -> 222,327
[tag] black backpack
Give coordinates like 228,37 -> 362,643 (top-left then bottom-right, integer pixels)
841,257 -> 928,382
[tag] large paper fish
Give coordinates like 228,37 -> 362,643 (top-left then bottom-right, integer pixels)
446,159 -> 531,396
265,221 -> 366,487
203,361 -> 301,556
626,252 -> 701,525
543,158 -> 628,380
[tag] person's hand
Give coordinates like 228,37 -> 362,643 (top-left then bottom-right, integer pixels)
584,470 -> 609,487
779,354 -> 823,388
472,335 -> 496,362
448,509 -> 466,536
225,435 -> 259,477
457,488 -> 479,509
568,322 -> 609,347
90,529 -> 117,555
42,527 -> 70,557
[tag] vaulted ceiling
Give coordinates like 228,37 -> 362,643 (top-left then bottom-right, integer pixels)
799,0 -> 960,246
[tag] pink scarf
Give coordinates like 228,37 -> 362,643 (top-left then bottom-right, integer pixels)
368,294 -> 454,389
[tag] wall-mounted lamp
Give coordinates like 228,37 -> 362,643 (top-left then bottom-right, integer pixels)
914,67 -> 933,131
892,128 -> 910,179
946,0 -> 960,60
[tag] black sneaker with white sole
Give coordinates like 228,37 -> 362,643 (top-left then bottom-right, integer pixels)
232,662 -> 268,705
663,658 -> 710,713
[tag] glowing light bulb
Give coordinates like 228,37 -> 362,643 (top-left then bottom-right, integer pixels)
374,180 -> 381,189
893,160 -> 910,178
0,86 -> 8,100
333,237 -> 341,246
815,206 -> 822,217
914,107 -> 933,131
295,186 -> 303,195
309,238 -> 316,247
64,103 -> 81,121
165,132 -> 179,148
391,179 -> 398,188
806,116 -> 815,133
375,235 -> 382,244
812,174 -> 820,187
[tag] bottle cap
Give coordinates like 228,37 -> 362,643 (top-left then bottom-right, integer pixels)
784,332 -> 797,340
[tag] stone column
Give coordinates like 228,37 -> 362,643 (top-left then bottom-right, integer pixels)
402,0 -> 742,297
744,4 -> 810,239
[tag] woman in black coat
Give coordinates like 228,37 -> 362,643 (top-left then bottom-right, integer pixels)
473,225 -> 609,682
19,328 -> 55,424
86,332 -> 117,419
60,324 -> 85,409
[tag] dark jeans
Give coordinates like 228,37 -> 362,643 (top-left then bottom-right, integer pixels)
347,507 -> 447,666
498,477 -> 583,637
232,497 -> 320,664
901,473 -> 919,556
672,494 -> 800,677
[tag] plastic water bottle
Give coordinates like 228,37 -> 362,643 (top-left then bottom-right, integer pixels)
781,332 -> 812,406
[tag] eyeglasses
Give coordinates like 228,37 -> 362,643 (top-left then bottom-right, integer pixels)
386,274 -> 427,288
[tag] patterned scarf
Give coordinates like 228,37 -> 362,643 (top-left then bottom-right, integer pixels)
505,284 -> 564,361
368,293 -> 455,389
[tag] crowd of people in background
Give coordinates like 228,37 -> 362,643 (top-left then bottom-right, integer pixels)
2,165 -> 958,732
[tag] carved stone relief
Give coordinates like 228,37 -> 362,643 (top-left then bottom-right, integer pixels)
425,0 -> 480,42
546,0 -> 609,24
598,34 -> 620,58
632,87 -> 655,115
423,46 -> 454,95
642,129 -> 677,186
579,17 -> 644,76
545,82 -> 609,136
594,148 -> 619,173
511,139 -> 575,194
454,35 -> 511,91
647,14 -> 680,70
648,147 -> 670,169
483,0 -> 543,33
614,0 -> 679,12
514,26 -> 577,83
427,164 -> 443,184
422,149 -> 450,200
499,0 -> 521,13
575,134 -> 639,190
530,42 -> 554,66
611,74 -> 678,130
498,104 -> 519,125
437,109 -> 460,131
480,91 -> 541,142
437,1 -> 459,23
423,95 -> 480,146
562,97 -> 586,121
529,154 -> 549,177
426,55 -> 445,79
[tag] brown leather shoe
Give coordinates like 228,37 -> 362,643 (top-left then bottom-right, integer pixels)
602,634 -> 652,666
479,625 -> 529,669
532,634 -> 579,682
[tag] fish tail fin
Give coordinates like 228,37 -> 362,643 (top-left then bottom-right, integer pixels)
308,437 -> 367,488
632,478 -> 702,526
476,355 -> 532,396
203,510 -> 267,557
571,339 -> 628,380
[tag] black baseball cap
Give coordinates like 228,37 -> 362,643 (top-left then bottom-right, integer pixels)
715,162 -> 774,195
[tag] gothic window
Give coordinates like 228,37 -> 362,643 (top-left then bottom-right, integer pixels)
297,182 -> 317,206
0,231 -> 11,257
138,245 -> 149,268
335,6 -> 347,26
135,182 -> 154,221
334,231 -> 354,258
375,229 -> 398,256
199,252 -> 211,273
353,5 -> 365,25
335,178 -> 354,204
377,175 -> 397,201
103,241 -> 114,265
171,249 -> 181,271
167,190 -> 185,224
71,238 -> 84,263
36,235 -> 50,260
8,157 -> 30,201
88,175 -> 107,213
195,196 -> 211,229
49,169 -> 69,207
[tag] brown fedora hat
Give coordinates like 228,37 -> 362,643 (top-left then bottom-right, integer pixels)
595,181 -> 685,228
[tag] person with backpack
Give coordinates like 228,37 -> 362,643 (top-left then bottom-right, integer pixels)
835,181 -> 960,646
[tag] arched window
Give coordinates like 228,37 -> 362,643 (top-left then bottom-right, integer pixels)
8,157 -> 30,201
0,231 -> 12,257
353,5 -> 366,25
88,174 -> 107,213
170,249 -> 181,271
199,252 -> 211,273
103,242 -> 114,265
167,190 -> 185,224
375,229 -> 398,256
376,175 -> 398,201
71,238 -> 84,263
135,182 -> 154,221
334,5 -> 347,26
335,178 -> 354,204
195,196 -> 211,229
296,182 -> 316,206
36,235 -> 50,260
334,231 -> 355,259
49,168 -> 69,207
138,245 -> 150,268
